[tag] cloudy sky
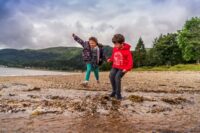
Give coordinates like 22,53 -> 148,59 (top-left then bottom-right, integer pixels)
0,0 -> 199,49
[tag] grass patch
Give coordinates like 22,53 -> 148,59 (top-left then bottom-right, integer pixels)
134,64 -> 200,71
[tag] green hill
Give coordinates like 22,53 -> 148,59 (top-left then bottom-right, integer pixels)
0,46 -> 113,71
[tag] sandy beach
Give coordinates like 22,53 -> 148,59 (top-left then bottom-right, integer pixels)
0,71 -> 200,133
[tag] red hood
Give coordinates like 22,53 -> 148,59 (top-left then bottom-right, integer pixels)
121,43 -> 131,50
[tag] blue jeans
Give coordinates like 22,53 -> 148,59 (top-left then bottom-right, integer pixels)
109,68 -> 125,97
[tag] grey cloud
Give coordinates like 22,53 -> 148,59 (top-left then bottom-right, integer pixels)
0,0 -> 199,49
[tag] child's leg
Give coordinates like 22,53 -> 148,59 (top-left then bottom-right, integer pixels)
85,64 -> 92,81
93,67 -> 99,81
109,68 -> 118,95
115,70 -> 125,98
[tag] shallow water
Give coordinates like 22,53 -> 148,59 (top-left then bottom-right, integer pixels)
0,67 -> 76,76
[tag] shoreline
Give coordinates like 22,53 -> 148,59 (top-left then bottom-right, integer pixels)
0,66 -> 83,72
0,67 -> 81,77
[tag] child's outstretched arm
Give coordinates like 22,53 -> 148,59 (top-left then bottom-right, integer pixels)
72,33 -> 85,47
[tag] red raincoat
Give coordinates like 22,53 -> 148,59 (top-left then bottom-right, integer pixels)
108,43 -> 133,71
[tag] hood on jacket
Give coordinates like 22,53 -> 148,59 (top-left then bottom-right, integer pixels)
121,43 -> 131,50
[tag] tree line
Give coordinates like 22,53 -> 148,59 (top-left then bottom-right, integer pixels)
133,17 -> 200,68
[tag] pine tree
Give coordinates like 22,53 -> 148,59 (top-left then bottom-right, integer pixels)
134,37 -> 147,67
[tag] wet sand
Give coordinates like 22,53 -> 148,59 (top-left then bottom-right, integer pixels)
0,71 -> 200,133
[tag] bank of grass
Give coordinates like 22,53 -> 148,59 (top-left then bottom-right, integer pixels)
134,64 -> 200,71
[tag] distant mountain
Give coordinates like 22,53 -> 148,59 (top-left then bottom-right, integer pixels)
0,46 -> 113,71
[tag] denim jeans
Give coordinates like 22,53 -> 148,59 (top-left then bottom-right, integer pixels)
109,68 -> 125,97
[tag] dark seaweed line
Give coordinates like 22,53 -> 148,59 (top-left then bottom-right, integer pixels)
125,89 -> 200,94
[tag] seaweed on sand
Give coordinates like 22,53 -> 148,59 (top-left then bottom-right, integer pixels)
161,97 -> 187,105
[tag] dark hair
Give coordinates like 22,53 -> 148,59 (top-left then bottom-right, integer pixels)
89,37 -> 98,44
112,34 -> 125,44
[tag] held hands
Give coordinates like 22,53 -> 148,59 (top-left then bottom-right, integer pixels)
107,59 -> 112,62
122,69 -> 127,73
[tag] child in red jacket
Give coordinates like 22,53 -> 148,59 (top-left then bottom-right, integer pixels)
107,34 -> 133,100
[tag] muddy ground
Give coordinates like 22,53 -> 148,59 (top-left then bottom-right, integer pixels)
0,71 -> 200,133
